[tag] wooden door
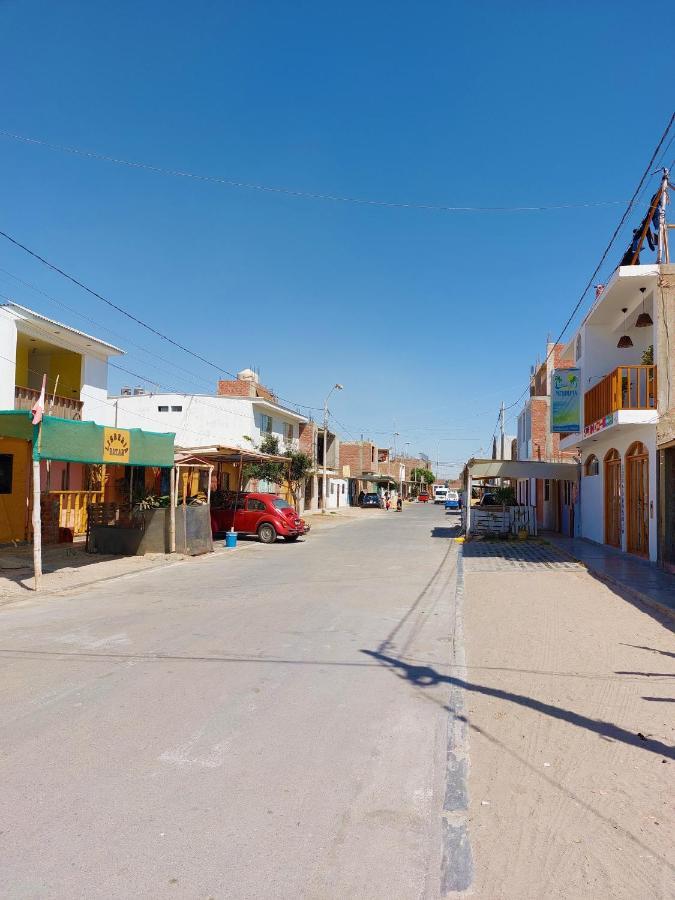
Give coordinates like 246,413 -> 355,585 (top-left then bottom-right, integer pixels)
626,443 -> 649,557
604,450 -> 621,548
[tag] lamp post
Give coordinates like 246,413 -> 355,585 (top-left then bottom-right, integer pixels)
322,383 -> 343,513
402,440 -> 410,498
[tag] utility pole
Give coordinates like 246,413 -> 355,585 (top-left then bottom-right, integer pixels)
499,401 -> 505,460
657,168 -> 670,264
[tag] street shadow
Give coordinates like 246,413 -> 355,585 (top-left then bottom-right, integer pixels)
361,649 -> 675,760
430,526 -> 462,539
642,697 -> 675,702
0,545 -> 135,592
621,643 -> 675,659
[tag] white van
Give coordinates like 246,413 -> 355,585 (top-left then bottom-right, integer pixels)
433,486 -> 448,504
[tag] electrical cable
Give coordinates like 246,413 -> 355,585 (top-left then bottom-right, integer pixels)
495,111 -> 675,424
0,129 -> 631,214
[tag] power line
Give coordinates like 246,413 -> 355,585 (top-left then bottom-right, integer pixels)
0,129 -> 630,214
0,230 -> 322,414
497,111 -> 675,420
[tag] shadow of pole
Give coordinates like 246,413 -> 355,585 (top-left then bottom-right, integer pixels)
361,649 -> 675,760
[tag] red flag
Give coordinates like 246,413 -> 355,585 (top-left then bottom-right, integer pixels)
31,374 -> 46,425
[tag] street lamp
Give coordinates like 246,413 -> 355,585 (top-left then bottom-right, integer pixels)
322,383 -> 343,514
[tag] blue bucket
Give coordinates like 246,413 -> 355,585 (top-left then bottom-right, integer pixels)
225,531 -> 237,549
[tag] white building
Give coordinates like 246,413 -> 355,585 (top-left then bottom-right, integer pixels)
113,388 -> 307,457
560,265 -> 660,560
0,301 -> 121,425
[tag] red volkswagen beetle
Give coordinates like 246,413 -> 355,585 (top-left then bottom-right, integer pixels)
210,492 -> 309,544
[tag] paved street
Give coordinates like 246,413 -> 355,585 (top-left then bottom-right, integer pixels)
1,505 -> 673,899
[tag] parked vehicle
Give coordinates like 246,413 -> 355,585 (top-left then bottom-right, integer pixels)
478,492 -> 499,507
210,492 -> 309,543
360,492 -> 382,509
433,486 -> 448,504
444,490 -> 461,511
418,492 -> 430,503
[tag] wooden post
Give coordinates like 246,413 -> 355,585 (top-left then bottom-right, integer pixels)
32,458 -> 42,591
182,470 -> 188,554
169,466 -> 176,553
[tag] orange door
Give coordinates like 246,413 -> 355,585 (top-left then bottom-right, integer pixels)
604,450 -> 621,548
626,443 -> 649,557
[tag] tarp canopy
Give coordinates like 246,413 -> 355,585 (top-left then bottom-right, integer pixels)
175,445 -> 290,464
0,410 -> 175,467
466,458 -> 580,483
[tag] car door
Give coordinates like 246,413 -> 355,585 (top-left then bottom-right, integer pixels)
242,497 -> 267,534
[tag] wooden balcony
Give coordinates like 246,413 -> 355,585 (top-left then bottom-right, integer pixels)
584,365 -> 656,427
14,385 -> 83,420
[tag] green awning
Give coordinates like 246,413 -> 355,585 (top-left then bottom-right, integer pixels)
0,410 -> 175,467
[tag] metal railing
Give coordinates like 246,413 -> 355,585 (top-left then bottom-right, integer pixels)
584,365 -> 656,427
15,385 -> 83,420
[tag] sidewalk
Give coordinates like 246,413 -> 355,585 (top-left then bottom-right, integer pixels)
543,533 -> 675,622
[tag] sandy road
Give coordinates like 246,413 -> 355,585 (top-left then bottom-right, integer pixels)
461,549 -> 674,900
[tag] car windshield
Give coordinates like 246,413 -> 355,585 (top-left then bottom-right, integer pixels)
447,491 -> 459,500
273,499 -> 293,509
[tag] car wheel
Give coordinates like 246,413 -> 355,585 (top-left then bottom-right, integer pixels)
258,523 -> 277,544
284,535 -> 299,542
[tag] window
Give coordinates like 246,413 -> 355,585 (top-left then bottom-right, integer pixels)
584,454 -> 599,476
331,483 -> 335,494
273,498 -> 292,509
158,405 -> 169,412
563,481 -> 573,506
283,422 -> 294,442
544,479 -> 550,501
0,454 -> 13,494
246,498 -> 266,511
575,333 -> 582,361
171,405 -> 183,412
341,483 -> 345,494
371,446 -> 375,463
261,414 -> 273,434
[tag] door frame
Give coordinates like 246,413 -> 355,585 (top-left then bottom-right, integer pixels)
625,441 -> 649,558
604,448 -> 621,548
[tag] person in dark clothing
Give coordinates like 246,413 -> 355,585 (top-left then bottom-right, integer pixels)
358,490 -> 365,506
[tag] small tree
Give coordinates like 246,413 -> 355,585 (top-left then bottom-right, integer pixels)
410,467 -> 435,486
284,450 -> 313,508
244,434 -> 285,487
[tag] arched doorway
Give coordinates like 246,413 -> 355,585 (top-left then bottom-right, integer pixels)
626,441 -> 649,557
604,449 -> 621,548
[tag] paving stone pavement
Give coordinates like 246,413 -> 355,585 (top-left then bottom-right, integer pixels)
462,540 -> 584,573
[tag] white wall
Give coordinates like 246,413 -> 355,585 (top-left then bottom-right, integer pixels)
81,355 -> 115,425
325,477 -> 348,509
579,424 -> 657,561
0,313 -> 17,409
114,394 -> 304,450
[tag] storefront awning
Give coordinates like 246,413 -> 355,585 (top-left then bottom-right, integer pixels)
466,458 -> 580,482
0,410 -> 175,467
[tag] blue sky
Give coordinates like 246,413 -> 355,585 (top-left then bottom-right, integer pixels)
0,1 -> 672,475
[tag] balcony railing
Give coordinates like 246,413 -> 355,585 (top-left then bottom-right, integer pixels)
584,365 -> 656,427
15,385 -> 83,421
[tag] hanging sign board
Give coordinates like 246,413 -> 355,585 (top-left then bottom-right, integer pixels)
551,369 -> 581,433
103,428 -> 131,463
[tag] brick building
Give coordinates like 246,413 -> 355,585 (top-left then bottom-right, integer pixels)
516,341 -> 577,530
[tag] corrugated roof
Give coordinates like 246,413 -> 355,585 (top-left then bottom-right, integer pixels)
1,302 -> 124,355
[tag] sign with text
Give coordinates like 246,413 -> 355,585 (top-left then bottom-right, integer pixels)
103,427 -> 131,464
551,369 -> 581,433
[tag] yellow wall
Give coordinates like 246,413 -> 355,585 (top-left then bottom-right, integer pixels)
49,348 -> 82,396
15,334 -> 82,396
0,437 -> 30,542
14,341 -> 29,386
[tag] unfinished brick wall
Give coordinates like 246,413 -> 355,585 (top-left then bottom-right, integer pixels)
340,441 -> 378,475
216,379 -> 277,403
